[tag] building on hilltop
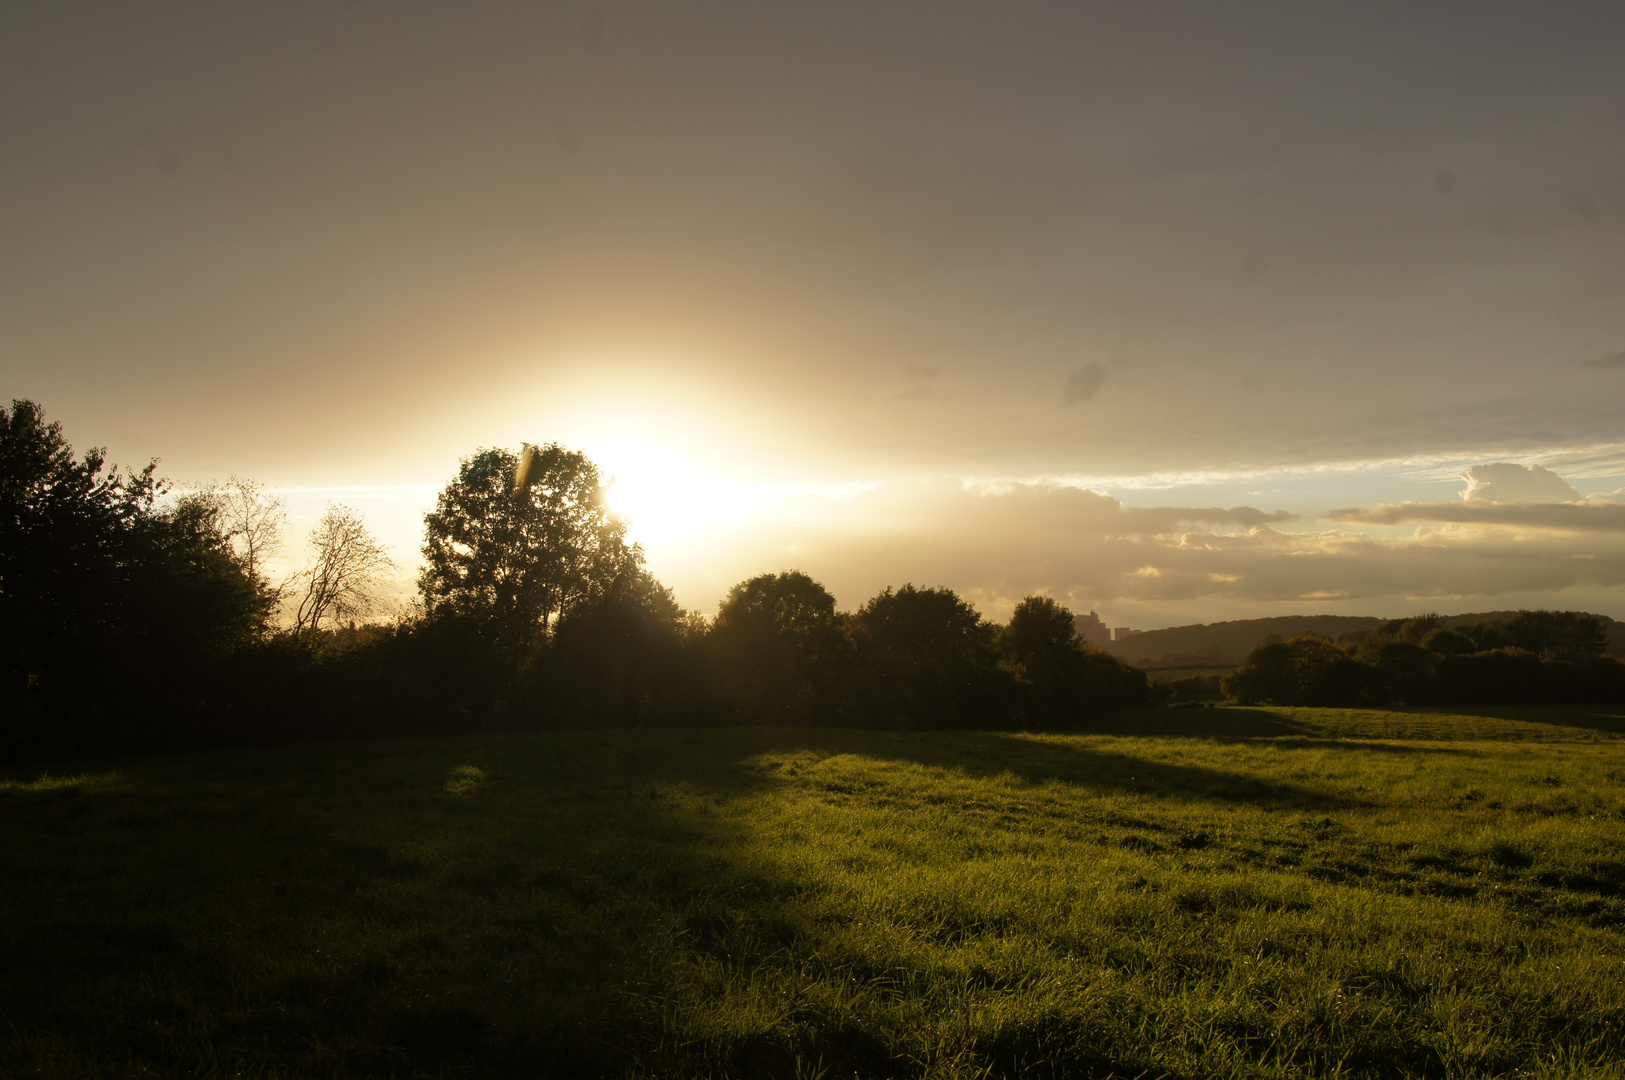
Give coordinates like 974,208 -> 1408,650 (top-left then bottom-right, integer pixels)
1074,610 -> 1112,648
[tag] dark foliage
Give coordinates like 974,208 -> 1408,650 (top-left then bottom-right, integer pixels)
538,569 -> 698,728
1454,610 -> 1608,658
1225,612 -> 1625,708
706,571 -> 854,724
1222,633 -> 1374,707
1001,595 -> 1153,722
418,444 -> 640,659
1166,673 -> 1226,703
9,404 -> 1621,757
846,585 -> 1016,728
1,401 -> 274,755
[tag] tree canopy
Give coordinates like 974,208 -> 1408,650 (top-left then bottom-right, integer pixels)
418,444 -> 641,653
848,584 -> 1010,728
1,400 -> 271,749
709,571 -> 852,722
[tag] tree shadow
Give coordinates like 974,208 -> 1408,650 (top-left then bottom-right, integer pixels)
1069,707 -> 1314,739
1405,703 -> 1625,735
688,726 -> 1366,811
0,725 -> 1492,1080
1247,737 -> 1476,756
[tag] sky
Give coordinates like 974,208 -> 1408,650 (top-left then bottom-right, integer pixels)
4,1 -> 1625,627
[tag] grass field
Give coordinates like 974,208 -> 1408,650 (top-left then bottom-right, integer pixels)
5,705 -> 1625,1078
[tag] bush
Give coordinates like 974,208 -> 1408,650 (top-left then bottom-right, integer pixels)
1432,649 -> 1546,706
1370,641 -> 1436,705
539,574 -> 697,728
1223,634 -> 1373,707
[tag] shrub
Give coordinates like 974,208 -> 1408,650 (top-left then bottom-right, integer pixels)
1223,633 -> 1373,706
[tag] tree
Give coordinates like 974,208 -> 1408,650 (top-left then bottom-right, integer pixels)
1001,595 -> 1082,681
418,444 -> 640,653
999,596 -> 1153,721
1,400 -> 272,750
1223,632 -> 1371,706
1460,610 -> 1607,659
291,504 -> 395,635
708,570 -> 853,722
202,476 -> 288,595
544,567 -> 692,727
178,476 -> 289,625
1420,626 -> 1476,656
849,584 -> 1014,728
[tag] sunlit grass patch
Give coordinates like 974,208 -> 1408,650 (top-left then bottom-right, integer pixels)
442,764 -> 487,796
0,770 -> 124,793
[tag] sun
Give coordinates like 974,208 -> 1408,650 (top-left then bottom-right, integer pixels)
596,442 -> 753,552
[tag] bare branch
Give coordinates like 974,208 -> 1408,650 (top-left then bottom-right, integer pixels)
291,504 -> 395,636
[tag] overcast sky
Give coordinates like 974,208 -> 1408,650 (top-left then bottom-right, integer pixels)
5,2 -> 1625,625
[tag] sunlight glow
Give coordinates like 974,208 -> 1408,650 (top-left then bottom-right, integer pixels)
600,444 -> 750,549
597,440 -> 878,557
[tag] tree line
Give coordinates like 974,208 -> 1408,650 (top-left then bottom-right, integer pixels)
1,402 -> 1151,756
1220,611 -> 1625,707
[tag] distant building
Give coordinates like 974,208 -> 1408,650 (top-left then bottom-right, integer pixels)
1074,610 -> 1111,647
1112,627 -> 1137,642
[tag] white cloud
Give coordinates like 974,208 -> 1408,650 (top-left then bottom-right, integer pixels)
1327,502 -> 1625,531
1460,462 -> 1581,503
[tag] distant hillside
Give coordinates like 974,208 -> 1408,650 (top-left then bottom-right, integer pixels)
1099,611 -> 1625,667
1099,616 -> 1385,666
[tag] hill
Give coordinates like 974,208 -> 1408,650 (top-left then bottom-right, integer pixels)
1098,611 -> 1625,667
1098,615 -> 1384,666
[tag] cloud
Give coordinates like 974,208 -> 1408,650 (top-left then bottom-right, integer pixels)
1062,364 -> 1107,405
1581,351 -> 1625,369
1117,504 -> 1295,533
1460,462 -> 1580,503
662,479 -> 1625,618
1326,501 -> 1625,531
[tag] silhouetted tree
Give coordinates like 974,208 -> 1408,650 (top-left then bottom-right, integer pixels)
1369,640 -> 1435,705
291,504 -> 395,636
418,444 -> 639,656
1001,596 -> 1080,677
1420,626 -> 1476,656
707,570 -> 853,723
849,584 -> 1014,728
1000,595 -> 1152,721
1223,632 -> 1371,707
0,400 -> 272,751
1458,610 -> 1607,659
1432,648 -> 1545,705
543,568 -> 693,727
193,475 -> 288,604
1354,614 -> 1447,663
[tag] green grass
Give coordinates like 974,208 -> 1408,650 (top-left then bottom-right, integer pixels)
5,706 -> 1625,1078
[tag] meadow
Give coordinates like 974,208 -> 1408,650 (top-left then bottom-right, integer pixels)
4,706 -> 1625,1079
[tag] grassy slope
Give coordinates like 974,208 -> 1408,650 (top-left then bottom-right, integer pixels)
4,707 -> 1625,1079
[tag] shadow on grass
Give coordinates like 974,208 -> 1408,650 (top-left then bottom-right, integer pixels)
1252,737 -> 1477,756
0,731 -> 1198,1079
1406,703 -> 1625,735
683,725 -> 1366,811
15,722 -> 1617,1079
1075,707 -> 1316,739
